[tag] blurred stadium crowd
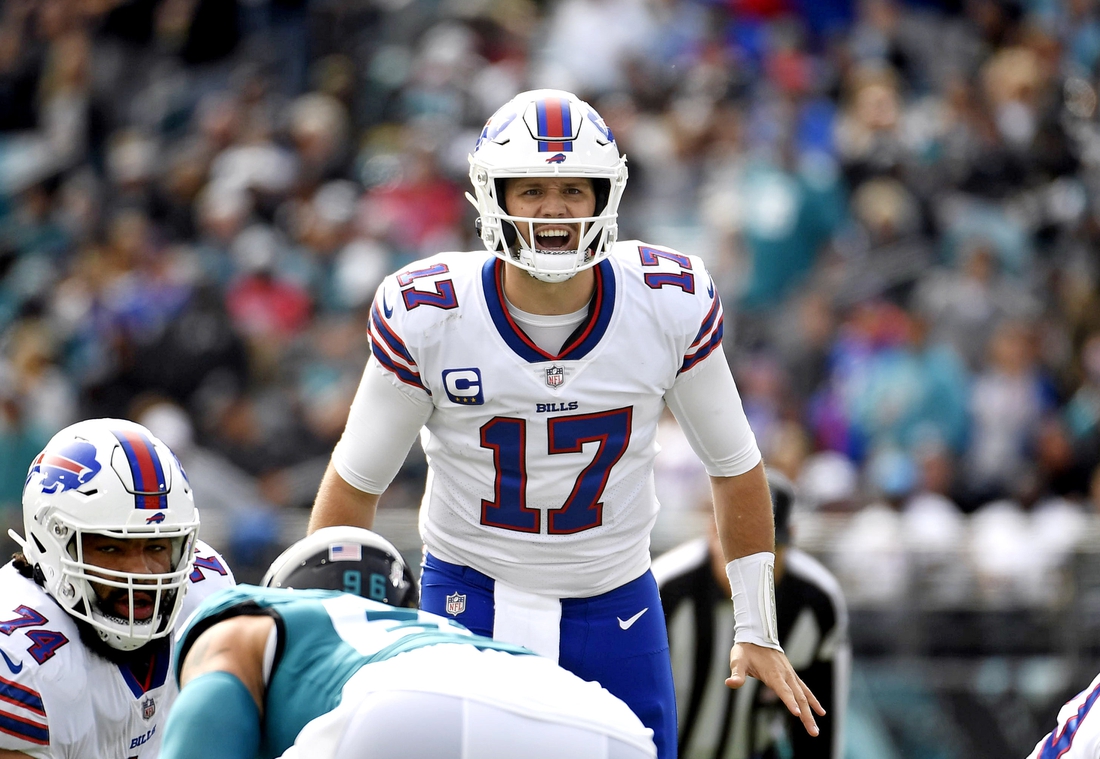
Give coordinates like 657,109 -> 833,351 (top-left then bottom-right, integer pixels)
2,0 -> 1100,597
5,0 -> 1100,753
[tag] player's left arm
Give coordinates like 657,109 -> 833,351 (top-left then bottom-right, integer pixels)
665,348 -> 823,737
710,469 -> 825,738
160,615 -> 274,759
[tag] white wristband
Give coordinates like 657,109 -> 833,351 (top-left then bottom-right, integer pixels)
726,552 -> 782,651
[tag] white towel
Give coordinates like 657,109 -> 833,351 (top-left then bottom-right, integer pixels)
493,581 -> 562,661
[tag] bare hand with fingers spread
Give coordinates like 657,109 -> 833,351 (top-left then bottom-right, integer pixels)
721,519 -> 826,738
728,641 -> 826,737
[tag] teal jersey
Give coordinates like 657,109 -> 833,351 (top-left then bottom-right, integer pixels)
175,585 -> 533,758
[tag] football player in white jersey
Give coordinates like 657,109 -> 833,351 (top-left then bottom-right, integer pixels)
161,526 -> 657,759
307,88 -> 823,758
1027,672 -> 1100,759
0,418 -> 235,759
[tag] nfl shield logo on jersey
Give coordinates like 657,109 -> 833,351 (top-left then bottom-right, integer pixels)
546,366 -> 564,387
141,697 -> 156,720
445,592 -> 466,616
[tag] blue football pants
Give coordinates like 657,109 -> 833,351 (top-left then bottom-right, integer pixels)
420,553 -> 677,759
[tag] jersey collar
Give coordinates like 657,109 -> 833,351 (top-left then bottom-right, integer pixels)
482,257 -> 616,363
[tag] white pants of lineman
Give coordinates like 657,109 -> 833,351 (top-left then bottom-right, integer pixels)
280,643 -> 657,759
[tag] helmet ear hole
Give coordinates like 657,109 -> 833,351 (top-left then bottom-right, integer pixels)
493,179 -> 509,212
500,222 -> 518,251
593,178 -> 611,215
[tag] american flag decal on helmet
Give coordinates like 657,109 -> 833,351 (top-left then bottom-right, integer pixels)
111,429 -> 169,510
535,97 -> 573,153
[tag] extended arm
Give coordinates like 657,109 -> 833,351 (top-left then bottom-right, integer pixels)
309,356 -> 432,533
710,464 -> 774,561
665,352 -> 823,736
159,614 -> 274,759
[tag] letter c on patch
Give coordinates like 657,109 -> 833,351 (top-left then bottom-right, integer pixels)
442,368 -> 484,405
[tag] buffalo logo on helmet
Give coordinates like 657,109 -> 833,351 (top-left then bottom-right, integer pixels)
145,512 -> 166,525
27,442 -> 102,495
545,153 -> 567,164
474,108 -> 520,152
582,106 -> 615,144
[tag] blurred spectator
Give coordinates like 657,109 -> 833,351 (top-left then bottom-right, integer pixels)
360,133 -> 465,262
1065,330 -> 1100,466
963,318 -> 1058,507
193,180 -> 253,286
806,301 -> 969,461
703,135 -> 846,331
847,306 -> 970,457
834,64 -> 908,190
913,239 -> 1042,371
288,92 -> 350,188
137,397 -> 281,574
652,410 -> 713,551
225,224 -> 312,342
0,19 -> 41,134
533,0 -> 659,96
0,367 -> 51,512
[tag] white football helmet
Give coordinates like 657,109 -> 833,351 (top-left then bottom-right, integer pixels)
468,89 -> 628,283
13,418 -> 200,651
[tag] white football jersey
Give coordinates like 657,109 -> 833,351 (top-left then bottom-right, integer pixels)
367,243 -> 727,597
0,540 -> 234,758
1027,671 -> 1100,759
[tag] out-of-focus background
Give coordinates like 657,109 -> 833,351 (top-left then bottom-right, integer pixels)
2,0 -> 1100,755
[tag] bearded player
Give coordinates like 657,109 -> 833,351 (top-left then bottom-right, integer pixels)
0,418 -> 234,758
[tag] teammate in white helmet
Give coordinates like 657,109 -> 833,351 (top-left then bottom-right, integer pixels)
0,418 -> 234,759
160,526 -> 657,759
308,88 -> 823,758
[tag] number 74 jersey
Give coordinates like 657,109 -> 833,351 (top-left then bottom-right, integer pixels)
0,541 -> 234,758
368,241 -> 726,598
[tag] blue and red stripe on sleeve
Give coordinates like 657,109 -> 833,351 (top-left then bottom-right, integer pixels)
368,296 -> 429,394
680,294 -> 724,374
1038,679 -> 1100,758
0,676 -> 48,746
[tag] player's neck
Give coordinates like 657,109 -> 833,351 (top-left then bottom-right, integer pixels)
502,265 -> 595,316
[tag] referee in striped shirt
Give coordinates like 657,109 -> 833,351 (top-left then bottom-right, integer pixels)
654,471 -> 850,759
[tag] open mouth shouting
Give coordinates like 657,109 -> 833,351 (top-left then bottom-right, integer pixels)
534,224 -> 581,251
